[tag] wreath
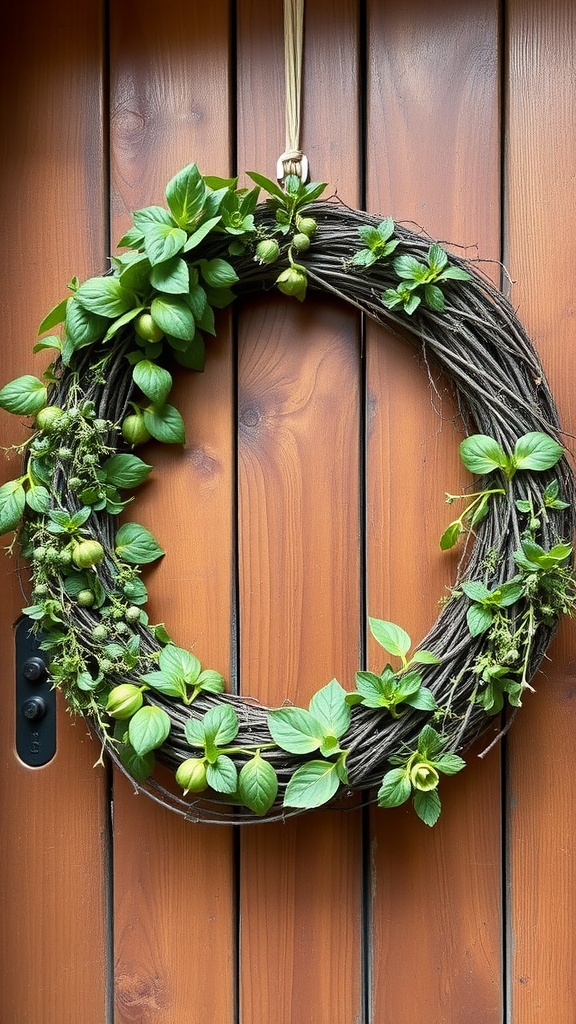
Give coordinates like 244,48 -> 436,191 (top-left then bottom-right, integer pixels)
1,164 -> 575,825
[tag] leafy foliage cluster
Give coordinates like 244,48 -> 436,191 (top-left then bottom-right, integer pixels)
0,163 -> 574,824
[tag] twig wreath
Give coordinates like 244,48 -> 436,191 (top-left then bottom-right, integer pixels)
1,165 -> 575,824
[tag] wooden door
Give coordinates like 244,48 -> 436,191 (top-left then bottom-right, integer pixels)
1,2 -> 575,1021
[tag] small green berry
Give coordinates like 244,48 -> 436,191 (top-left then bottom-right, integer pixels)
292,232 -> 311,252
276,266 -> 307,302
125,606 -> 141,623
92,624 -> 108,641
77,589 -> 95,607
72,539 -> 105,569
135,312 -> 164,343
296,215 -> 317,237
105,683 -> 144,720
35,406 -> 65,432
122,414 -> 151,447
176,758 -> 208,794
255,239 -> 280,265
32,546 -> 47,562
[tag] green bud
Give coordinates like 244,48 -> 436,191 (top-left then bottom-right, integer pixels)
92,624 -> 108,641
135,312 -> 164,343
57,447 -> 73,460
72,539 -> 105,569
410,762 -> 439,792
77,589 -> 95,607
125,606 -> 141,623
276,266 -> 307,302
32,546 -> 47,562
105,683 -> 144,720
99,658 -> 114,674
255,239 -> 280,265
296,215 -> 317,237
122,414 -> 151,447
176,757 -> 208,794
35,406 -> 65,432
68,477 -> 83,491
292,232 -> 311,252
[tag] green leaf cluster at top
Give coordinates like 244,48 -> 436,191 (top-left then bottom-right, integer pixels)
352,218 -> 399,268
382,243 -> 471,315
346,618 -> 439,717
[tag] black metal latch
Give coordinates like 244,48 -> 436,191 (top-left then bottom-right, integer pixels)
15,617 -> 56,767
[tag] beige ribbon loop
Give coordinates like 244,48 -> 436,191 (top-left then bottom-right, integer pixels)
278,0 -> 308,184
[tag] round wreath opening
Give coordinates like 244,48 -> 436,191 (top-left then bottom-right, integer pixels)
1,164 -> 575,825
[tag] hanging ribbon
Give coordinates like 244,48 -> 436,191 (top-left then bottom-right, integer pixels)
277,0 -> 309,184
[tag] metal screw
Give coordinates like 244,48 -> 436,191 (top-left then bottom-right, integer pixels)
22,697 -> 47,721
22,657 -> 47,682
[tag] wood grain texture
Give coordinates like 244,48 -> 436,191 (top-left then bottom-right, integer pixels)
366,2 -> 503,1020
236,3 -> 363,1023
0,3 -> 108,1022
109,3 -> 235,1022
506,2 -> 576,1020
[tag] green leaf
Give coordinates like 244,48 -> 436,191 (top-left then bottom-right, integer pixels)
423,284 -> 445,311
182,216 -> 222,253
33,336 -> 62,354
496,581 -> 525,607
377,768 -> 411,808
128,706 -> 171,756
65,299 -> 109,352
0,480 -> 26,534
413,789 -> 441,826
369,617 -> 411,659
25,485 -> 50,513
0,376 -> 47,416
466,603 -> 494,637
202,705 -> 240,747
133,360 -> 173,405
433,752 -> 466,775
150,295 -> 195,341
102,306 -> 143,343
159,644 -> 201,685
461,580 -> 492,603
267,707 -> 322,754
427,243 -> 448,272
143,223 -> 187,267
394,254 -> 428,281
186,283 -> 208,323
102,454 -> 153,489
142,403 -> 186,444
206,755 -> 238,794
118,745 -> 155,782
132,205 -> 174,231
308,679 -> 350,738
440,520 -> 462,550
75,276 -> 135,318
246,170 -> 286,201
512,432 -> 563,472
117,252 -> 152,292
459,434 -> 508,475
411,649 -> 441,666
140,670 -> 184,699
438,265 -> 471,281
404,687 -> 436,712
417,724 -> 444,758
38,297 -> 69,334
199,258 -> 239,289
239,754 -> 278,815
149,256 -> 190,294
174,335 -> 206,372
115,522 -> 164,564
195,669 -> 226,694
165,163 -> 207,230
283,760 -> 341,809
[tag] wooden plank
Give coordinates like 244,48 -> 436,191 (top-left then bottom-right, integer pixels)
506,2 -> 576,1019
109,3 -> 236,1022
236,2 -> 364,1022
0,3 -> 109,1022
366,2 -> 503,1020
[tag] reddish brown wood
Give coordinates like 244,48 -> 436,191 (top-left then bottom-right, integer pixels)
366,2 -> 503,1020
0,3 -> 108,1022
236,3 -> 363,1022
506,2 -> 576,1019
109,3 -> 235,1022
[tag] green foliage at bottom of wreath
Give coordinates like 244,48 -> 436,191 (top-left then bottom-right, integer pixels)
0,162 -> 574,824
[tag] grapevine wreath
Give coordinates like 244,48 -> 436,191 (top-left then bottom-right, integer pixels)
1,165 -> 575,825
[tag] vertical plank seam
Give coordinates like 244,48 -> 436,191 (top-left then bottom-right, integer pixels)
101,0 -> 115,1020
499,2 -> 511,1022
230,5 -> 241,1023
358,4 -> 373,1022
